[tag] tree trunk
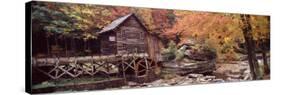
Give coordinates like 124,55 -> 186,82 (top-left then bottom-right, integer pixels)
175,32 -> 182,44
64,36 -> 68,56
84,40 -> 87,51
46,34 -> 50,56
263,16 -> 270,75
240,14 -> 260,80
71,38 -> 76,56
55,33 -> 58,46
262,50 -> 270,74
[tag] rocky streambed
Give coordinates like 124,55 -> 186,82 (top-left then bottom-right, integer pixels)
120,60 -> 252,89
121,73 -> 223,89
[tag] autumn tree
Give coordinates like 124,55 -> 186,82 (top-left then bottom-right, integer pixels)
164,11 -> 244,61
31,2 -> 114,56
110,6 -> 131,18
240,14 -> 263,80
250,16 -> 270,75
151,9 -> 174,33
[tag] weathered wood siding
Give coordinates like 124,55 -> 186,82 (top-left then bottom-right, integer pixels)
116,16 -> 147,54
146,34 -> 161,62
100,31 -> 117,55
99,14 -> 162,62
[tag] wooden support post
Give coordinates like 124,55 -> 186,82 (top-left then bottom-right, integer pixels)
121,58 -> 127,82
133,57 -> 138,77
144,57 -> 149,75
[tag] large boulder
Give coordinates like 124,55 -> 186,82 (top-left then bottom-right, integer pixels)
184,45 -> 217,61
161,41 -> 217,75
162,59 -> 216,75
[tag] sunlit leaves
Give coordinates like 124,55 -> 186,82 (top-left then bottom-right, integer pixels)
31,2 -> 115,40
251,16 -> 270,41
163,11 -> 269,60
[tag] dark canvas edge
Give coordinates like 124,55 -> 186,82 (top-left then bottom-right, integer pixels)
25,1 -> 33,94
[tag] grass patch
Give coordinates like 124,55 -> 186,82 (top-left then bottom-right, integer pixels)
32,77 -> 118,89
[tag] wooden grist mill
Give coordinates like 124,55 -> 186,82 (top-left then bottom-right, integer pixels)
32,13 -> 163,87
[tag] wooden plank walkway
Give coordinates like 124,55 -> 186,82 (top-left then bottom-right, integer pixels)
31,53 -> 156,80
32,53 -> 149,66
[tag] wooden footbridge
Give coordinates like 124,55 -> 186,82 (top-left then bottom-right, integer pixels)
32,53 -> 159,82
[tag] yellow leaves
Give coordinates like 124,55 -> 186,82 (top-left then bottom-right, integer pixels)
101,10 -> 111,16
250,16 -> 270,41
173,10 -> 192,17
134,8 -> 155,30
96,24 -> 103,29
192,32 -> 198,38
166,11 -> 266,59
166,11 -> 268,61
81,8 -> 92,15
224,37 -> 231,43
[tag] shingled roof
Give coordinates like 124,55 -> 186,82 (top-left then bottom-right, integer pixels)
98,13 -> 133,34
